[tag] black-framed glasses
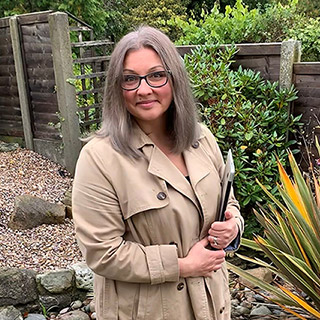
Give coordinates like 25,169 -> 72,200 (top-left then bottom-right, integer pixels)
121,70 -> 171,91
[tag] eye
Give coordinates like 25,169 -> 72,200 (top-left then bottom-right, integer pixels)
123,75 -> 138,83
148,71 -> 166,80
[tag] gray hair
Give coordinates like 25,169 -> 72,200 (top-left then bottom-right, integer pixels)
94,26 -> 200,158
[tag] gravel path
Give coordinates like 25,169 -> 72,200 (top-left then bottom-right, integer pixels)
0,146 -> 83,272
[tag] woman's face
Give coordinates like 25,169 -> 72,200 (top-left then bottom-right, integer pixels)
122,47 -> 173,131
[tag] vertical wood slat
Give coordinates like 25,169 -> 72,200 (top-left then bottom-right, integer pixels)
9,17 -> 34,149
0,19 -> 23,137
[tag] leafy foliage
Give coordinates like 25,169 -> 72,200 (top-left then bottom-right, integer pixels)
123,0 -> 187,40
254,0 -> 301,42
184,44 -> 302,237
273,0 -> 320,17
173,0 -> 320,61
229,151 -> 320,319
173,0 -> 260,45
0,0 -> 127,40
288,17 -> 320,62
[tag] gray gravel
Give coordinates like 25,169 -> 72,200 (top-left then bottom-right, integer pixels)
0,146 -> 82,272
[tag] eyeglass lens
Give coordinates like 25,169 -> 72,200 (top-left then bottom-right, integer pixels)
122,71 -> 168,90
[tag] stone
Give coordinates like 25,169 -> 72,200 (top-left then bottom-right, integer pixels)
0,141 -> 20,152
62,188 -> 72,207
253,294 -> 265,302
272,309 -> 282,316
0,268 -> 37,305
37,269 -> 74,294
250,305 -> 272,316
59,307 -> 70,315
89,299 -> 95,313
91,312 -> 97,319
240,300 -> 252,309
70,300 -> 82,310
235,306 -> 250,315
39,294 -> 73,311
9,195 -> 66,230
0,306 -> 23,320
70,262 -> 93,291
231,299 -> 239,307
62,188 -> 72,219
25,314 -> 46,320
239,267 -> 273,288
57,310 -> 90,320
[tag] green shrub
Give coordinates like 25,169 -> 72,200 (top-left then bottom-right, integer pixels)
124,0 -> 187,40
173,0 -> 319,61
0,0 -> 127,41
255,0 -> 301,42
288,17 -> 320,62
274,0 -> 320,17
184,44 -> 302,237
172,0 -> 260,45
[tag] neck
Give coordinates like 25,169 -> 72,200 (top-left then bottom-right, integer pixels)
135,118 -> 173,154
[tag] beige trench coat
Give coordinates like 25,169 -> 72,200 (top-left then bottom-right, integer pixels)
72,123 -> 243,320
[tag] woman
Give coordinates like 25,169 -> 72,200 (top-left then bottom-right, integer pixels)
72,26 -> 244,320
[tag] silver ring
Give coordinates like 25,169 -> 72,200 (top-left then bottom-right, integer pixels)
213,236 -> 219,245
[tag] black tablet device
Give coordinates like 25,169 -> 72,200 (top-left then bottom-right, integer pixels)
217,149 -> 235,222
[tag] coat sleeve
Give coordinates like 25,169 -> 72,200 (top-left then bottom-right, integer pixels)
72,143 -> 179,285
201,124 -> 244,236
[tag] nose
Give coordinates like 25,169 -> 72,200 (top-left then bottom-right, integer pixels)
137,78 -> 152,95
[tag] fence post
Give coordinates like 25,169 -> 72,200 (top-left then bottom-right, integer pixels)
48,12 -> 81,174
279,40 -> 301,89
9,16 -> 34,150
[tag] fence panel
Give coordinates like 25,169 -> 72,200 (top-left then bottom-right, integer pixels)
0,18 -> 23,137
18,15 -> 59,140
293,62 -> 320,165
177,43 -> 281,82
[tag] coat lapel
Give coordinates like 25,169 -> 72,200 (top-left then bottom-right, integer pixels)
183,144 -> 211,188
146,145 -> 201,211
131,122 -> 213,217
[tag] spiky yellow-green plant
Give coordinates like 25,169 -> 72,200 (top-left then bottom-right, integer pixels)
228,150 -> 320,319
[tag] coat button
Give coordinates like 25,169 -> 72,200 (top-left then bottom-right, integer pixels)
177,282 -> 184,291
219,306 -> 225,314
157,192 -> 166,200
192,141 -> 199,148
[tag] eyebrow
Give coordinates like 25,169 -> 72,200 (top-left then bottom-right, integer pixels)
123,65 -> 165,73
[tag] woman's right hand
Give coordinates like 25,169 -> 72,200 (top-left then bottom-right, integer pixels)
178,237 -> 226,278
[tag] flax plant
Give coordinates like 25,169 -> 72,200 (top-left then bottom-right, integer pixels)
228,150 -> 320,319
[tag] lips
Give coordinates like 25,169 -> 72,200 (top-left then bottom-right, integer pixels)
136,100 -> 157,108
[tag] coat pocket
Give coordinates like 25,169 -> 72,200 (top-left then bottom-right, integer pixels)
120,179 -> 170,221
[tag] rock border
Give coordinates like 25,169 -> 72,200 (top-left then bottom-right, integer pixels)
0,262 -> 93,318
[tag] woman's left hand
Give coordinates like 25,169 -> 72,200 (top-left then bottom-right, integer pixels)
208,211 -> 238,249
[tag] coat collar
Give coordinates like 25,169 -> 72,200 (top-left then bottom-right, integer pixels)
130,122 -> 210,212
130,121 -> 155,150
130,121 -> 205,151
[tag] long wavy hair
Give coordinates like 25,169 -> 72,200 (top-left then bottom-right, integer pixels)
94,26 -> 200,158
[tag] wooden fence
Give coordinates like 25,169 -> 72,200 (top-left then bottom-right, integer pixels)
0,11 -> 58,141
0,11 -> 112,173
177,42 -> 282,82
292,62 -> 320,166
0,18 -> 22,137
1,10 -> 318,173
